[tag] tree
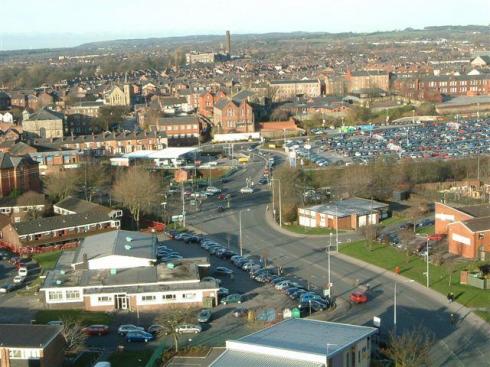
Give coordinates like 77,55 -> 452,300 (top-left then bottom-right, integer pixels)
112,166 -> 162,229
385,326 -> 434,367
359,224 -> 382,251
91,106 -> 129,132
60,318 -> 87,353
399,229 -> 416,262
77,161 -> 111,201
44,170 -> 79,202
156,307 -> 196,352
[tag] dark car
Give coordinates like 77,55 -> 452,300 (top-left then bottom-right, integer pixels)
217,206 -> 226,213
126,331 -> 154,343
298,300 -> 328,312
82,324 -> 109,336
232,307 -> 248,318
0,283 -> 21,293
214,266 -> 233,276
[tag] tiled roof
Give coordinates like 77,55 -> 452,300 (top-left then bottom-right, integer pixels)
0,324 -> 62,348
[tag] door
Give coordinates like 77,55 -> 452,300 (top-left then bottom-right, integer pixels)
115,294 -> 129,310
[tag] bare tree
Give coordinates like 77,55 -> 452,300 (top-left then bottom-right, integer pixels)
59,318 -> 87,353
385,326 -> 434,367
359,224 -> 382,251
77,161 -> 111,202
399,229 -> 416,262
44,170 -> 79,202
112,166 -> 162,229
156,307 -> 196,352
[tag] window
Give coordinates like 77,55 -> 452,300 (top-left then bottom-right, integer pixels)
182,293 -> 196,299
97,296 -> 112,303
164,294 -> 176,300
9,349 -> 22,359
48,290 -> 63,301
65,290 -> 80,300
141,295 -> 156,302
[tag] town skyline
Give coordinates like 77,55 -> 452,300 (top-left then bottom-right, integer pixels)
1,0 -> 490,50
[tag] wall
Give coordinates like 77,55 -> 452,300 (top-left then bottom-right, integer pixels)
40,334 -> 64,367
434,202 -> 473,234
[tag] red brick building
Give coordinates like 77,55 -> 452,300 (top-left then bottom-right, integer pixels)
435,202 -> 490,259
0,153 -> 40,197
392,74 -> 490,102
198,90 -> 227,118
213,99 -> 255,133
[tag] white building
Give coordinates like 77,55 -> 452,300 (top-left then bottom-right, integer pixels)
210,319 -> 378,367
40,230 -> 218,311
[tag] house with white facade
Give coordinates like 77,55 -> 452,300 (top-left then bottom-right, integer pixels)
40,230 -> 218,311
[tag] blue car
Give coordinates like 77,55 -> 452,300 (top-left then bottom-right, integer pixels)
126,330 -> 154,343
300,292 -> 325,303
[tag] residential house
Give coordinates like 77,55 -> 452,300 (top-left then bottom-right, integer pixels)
0,324 -> 65,367
435,202 -> 490,259
54,196 -> 122,219
470,56 -> 490,68
185,52 -> 217,64
33,131 -> 167,156
39,230 -> 219,311
153,116 -> 202,143
198,90 -> 227,118
213,99 -> 255,133
0,153 -> 40,197
298,198 -> 390,230
29,149 -> 81,175
0,191 -> 46,223
209,318 -> 377,367
65,101 -> 104,134
22,108 -> 65,139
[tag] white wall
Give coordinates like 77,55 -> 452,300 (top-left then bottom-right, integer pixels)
88,255 -> 153,270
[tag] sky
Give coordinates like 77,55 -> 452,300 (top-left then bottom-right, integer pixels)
0,0 -> 489,50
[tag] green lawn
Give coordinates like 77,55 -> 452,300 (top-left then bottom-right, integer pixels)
416,225 -> 435,235
284,224 -> 339,236
339,240 -> 490,322
33,251 -> 63,270
109,350 -> 154,367
380,216 -> 406,226
70,351 -> 101,367
35,310 -> 113,326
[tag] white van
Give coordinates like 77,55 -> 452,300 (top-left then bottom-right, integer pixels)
94,363 -> 111,367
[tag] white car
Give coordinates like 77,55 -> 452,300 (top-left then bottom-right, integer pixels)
240,187 -> 254,194
206,186 -> 221,194
94,363 -> 111,367
175,323 -> 202,334
13,275 -> 25,284
117,324 -> 144,335
18,267 -> 28,277
275,281 -> 295,290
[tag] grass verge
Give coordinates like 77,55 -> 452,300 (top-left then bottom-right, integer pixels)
283,224 -> 339,236
109,350 -> 154,367
339,240 -> 490,322
416,225 -> 435,235
33,250 -> 63,270
380,216 -> 406,226
34,309 -> 113,326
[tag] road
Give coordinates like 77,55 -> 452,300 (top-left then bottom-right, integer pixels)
184,151 -> 490,367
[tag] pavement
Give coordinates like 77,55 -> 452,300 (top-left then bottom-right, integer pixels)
182,150 -> 490,367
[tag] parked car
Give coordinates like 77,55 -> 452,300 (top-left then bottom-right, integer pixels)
220,294 -> 243,305
202,276 -> 221,285
175,324 -> 202,334
82,324 -> 110,336
147,324 -> 165,336
94,362 -> 111,367
47,320 -> 64,326
118,324 -> 144,335
0,283 -> 21,293
232,307 -> 248,318
214,266 -> 233,276
298,300 -> 328,312
13,275 -> 25,284
126,330 -> 154,343
217,287 -> 229,297
17,267 -> 28,277
197,309 -> 212,323
300,292 -> 325,303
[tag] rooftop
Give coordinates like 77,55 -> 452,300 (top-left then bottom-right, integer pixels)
54,196 -> 112,215
73,230 -> 157,264
0,324 -> 62,348
456,204 -> 490,218
210,350 -> 323,367
304,198 -> 388,217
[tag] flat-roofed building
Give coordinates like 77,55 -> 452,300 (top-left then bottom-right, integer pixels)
270,79 -> 321,101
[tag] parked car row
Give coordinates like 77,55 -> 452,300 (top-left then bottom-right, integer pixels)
155,243 -> 184,263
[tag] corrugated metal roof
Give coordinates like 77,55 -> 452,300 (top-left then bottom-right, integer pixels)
210,350 -> 324,367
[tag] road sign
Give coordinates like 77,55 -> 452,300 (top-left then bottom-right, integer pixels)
171,215 -> 183,222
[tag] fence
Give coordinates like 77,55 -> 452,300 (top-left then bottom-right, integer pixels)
145,343 -> 165,367
0,240 -> 79,256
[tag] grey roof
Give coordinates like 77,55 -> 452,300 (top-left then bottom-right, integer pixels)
210,350 -> 323,367
0,324 -> 62,348
25,108 -> 64,121
73,230 -> 156,264
158,116 -> 200,125
13,211 -> 115,236
455,204 -> 490,218
232,90 -> 256,103
304,198 -> 388,217
237,319 -> 377,358
463,216 -> 490,232
214,98 -> 233,110
55,196 -> 111,214
0,152 -> 37,169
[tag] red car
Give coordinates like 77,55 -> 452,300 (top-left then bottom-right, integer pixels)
82,324 -> 109,336
217,193 -> 226,200
350,291 -> 368,304
428,234 -> 444,241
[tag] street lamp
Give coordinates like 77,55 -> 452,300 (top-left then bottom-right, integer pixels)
327,233 -> 332,286
239,208 -> 251,256
271,178 -> 282,227
426,236 -> 430,288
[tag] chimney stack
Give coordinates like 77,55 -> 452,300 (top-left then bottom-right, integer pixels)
225,30 -> 231,57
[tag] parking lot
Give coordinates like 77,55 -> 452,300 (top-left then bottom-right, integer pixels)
287,119 -> 490,166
